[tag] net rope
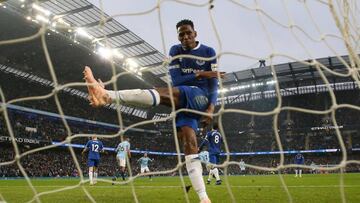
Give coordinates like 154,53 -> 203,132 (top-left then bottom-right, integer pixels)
0,0 -> 359,202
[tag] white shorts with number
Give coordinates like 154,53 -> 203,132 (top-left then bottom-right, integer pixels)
140,167 -> 150,173
117,157 -> 126,167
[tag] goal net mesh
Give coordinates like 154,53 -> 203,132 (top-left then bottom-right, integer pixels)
0,0 -> 359,202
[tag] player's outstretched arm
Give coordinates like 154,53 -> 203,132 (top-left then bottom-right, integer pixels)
82,148 -> 88,155
83,66 -> 112,107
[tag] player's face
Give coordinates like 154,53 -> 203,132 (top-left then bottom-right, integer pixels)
177,25 -> 197,49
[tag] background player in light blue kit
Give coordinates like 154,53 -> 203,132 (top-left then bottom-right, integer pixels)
84,19 -> 225,203
294,153 -> 305,177
115,137 -> 131,181
137,153 -> 153,180
199,122 -> 222,185
199,145 -> 210,164
82,136 -> 103,185
199,145 -> 216,182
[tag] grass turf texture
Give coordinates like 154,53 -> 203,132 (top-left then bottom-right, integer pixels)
0,173 -> 359,203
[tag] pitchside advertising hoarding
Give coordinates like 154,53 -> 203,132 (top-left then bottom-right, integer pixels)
52,141 -> 359,156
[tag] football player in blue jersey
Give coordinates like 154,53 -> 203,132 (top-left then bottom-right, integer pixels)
82,136 -> 104,185
83,19 -> 224,203
199,122 -> 222,185
294,153 -> 305,177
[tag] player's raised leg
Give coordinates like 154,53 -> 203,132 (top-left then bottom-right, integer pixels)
83,66 -> 180,108
83,66 -> 211,202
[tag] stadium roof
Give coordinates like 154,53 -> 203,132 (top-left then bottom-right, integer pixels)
1,0 -> 358,100
2,0 -> 168,86
222,55 -> 357,97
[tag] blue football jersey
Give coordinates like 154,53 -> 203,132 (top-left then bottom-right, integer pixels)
200,130 -> 222,154
168,43 -> 218,105
295,154 -> 304,164
85,140 -> 103,160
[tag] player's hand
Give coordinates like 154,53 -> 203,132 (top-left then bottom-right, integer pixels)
201,104 -> 214,127
196,71 -> 225,79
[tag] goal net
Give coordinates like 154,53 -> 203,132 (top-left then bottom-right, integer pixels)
0,0 -> 359,202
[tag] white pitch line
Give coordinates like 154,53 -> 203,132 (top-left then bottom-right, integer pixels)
1,185 -> 360,188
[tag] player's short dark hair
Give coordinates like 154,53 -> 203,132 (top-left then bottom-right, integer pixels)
212,122 -> 219,130
176,19 -> 194,29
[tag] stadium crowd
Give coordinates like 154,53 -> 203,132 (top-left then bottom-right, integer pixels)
1,145 -> 359,178
1,72 -> 359,178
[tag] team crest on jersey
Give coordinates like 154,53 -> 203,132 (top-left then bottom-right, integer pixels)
196,60 -> 205,66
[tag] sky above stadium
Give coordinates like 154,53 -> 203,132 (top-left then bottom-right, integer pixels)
88,0 -> 352,73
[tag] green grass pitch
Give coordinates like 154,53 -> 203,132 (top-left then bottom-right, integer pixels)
0,173 -> 359,203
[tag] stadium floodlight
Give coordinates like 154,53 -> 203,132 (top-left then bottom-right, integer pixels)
126,58 -> 138,69
112,49 -> 124,59
75,28 -> 93,40
96,41 -> 105,47
97,46 -> 112,59
124,58 -> 142,76
56,18 -> 71,27
35,14 -> 49,24
218,88 -> 229,93
266,80 -> 276,85
251,82 -> 263,87
230,84 -> 250,91
32,4 -> 51,16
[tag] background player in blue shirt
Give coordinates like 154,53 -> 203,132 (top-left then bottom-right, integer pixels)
84,19 -> 224,203
294,153 -> 305,177
137,153 -> 153,180
82,136 -> 103,185
199,122 -> 222,185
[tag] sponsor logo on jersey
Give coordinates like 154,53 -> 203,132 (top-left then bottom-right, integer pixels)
181,68 -> 203,74
196,60 -> 205,66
